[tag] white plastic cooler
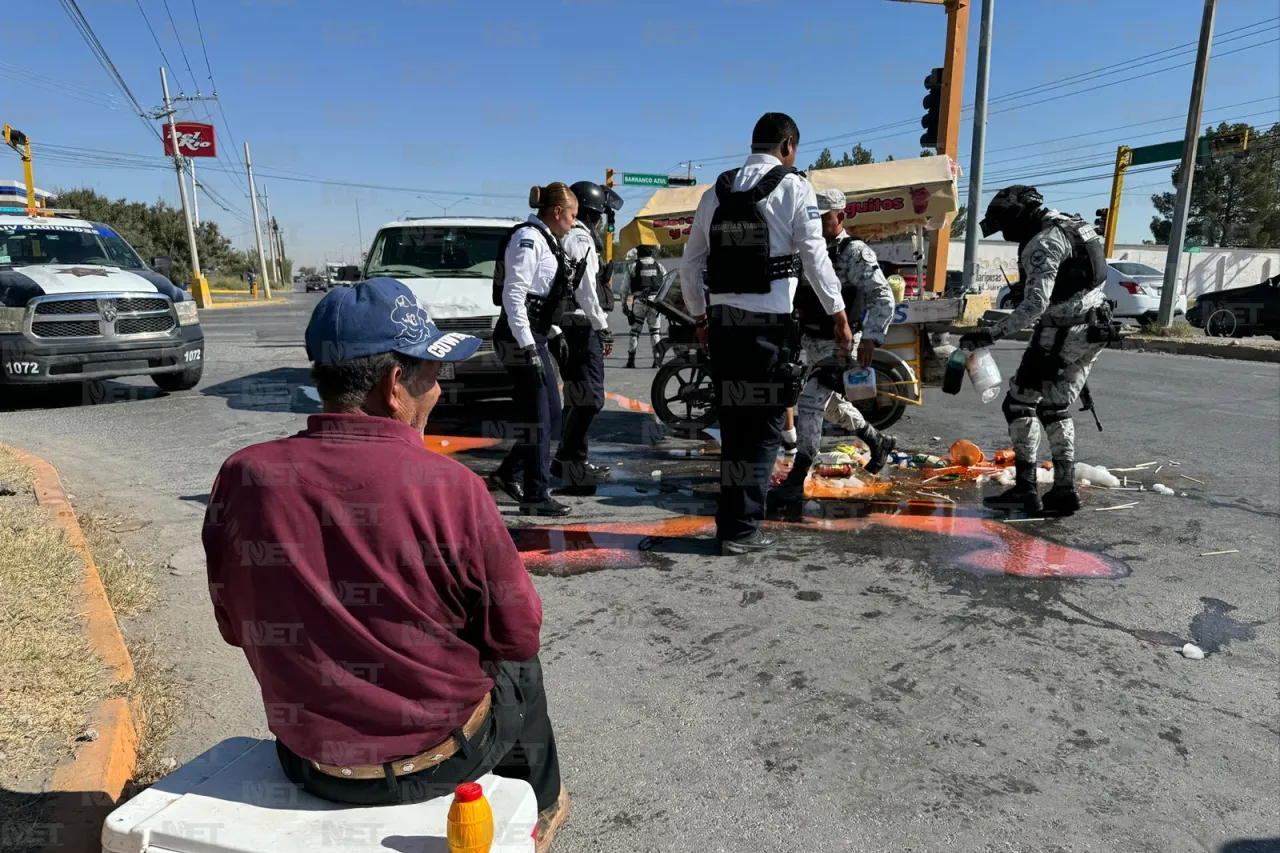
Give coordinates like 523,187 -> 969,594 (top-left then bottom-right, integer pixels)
103,738 -> 538,853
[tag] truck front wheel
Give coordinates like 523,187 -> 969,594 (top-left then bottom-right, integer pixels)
153,362 -> 203,391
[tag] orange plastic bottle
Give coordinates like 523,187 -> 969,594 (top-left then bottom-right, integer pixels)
447,782 -> 494,853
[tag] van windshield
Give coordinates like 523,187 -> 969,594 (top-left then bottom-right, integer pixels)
365,226 -> 507,279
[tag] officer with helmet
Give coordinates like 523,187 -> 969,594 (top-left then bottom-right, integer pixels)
550,180 -> 619,493
681,112 -> 852,555
623,244 -> 667,368
960,185 -> 1112,516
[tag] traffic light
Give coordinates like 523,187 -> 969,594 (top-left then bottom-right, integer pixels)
3,124 -> 29,150
606,209 -> 615,234
1094,207 -> 1109,234
920,68 -> 943,150
605,168 -> 615,188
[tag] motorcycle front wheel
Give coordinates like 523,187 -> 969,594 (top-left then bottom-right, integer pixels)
651,357 -> 718,431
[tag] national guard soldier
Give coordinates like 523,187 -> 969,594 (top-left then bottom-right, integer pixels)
770,188 -> 898,514
623,244 -> 667,368
550,181 -> 617,493
961,185 -> 1113,517
681,112 -> 853,554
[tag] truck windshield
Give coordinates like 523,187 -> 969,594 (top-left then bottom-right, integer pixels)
0,223 -> 145,269
365,226 -> 506,279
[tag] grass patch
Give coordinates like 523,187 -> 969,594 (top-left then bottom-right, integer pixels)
0,446 -> 105,793
1140,320 -> 1197,339
78,513 -> 158,618
208,274 -> 249,291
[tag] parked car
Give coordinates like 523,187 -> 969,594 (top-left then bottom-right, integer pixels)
1187,273 -> 1280,339
0,209 -> 204,390
362,216 -> 521,400
996,260 -> 1187,324
304,275 -> 327,292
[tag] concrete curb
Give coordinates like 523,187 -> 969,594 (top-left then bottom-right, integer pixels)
1110,337 -> 1280,363
13,449 -> 138,850
203,297 -> 289,310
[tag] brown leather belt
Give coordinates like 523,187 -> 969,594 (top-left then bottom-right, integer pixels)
310,693 -> 492,780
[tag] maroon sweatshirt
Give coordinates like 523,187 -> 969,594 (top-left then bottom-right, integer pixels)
203,412 -> 541,766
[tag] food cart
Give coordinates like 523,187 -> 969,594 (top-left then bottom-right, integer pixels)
618,156 -> 963,430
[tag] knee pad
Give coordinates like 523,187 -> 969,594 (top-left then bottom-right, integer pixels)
1003,394 -> 1036,424
1037,402 -> 1071,425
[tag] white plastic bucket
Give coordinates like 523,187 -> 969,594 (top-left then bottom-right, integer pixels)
844,366 -> 877,402
966,349 -> 1002,404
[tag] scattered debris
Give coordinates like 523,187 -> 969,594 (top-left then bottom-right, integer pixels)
1180,474 -> 1206,484
1180,643 -> 1205,660
76,728 -> 100,743
1075,463 -> 1120,488
1111,467 -> 1145,473
439,439 -> 450,447
1152,484 -> 1176,496
1180,492 -> 1189,497
931,436 -> 941,441
1002,517 -> 1049,523
1168,461 -> 1182,466
1154,465 -> 1163,474
1095,502 -> 1139,512
0,482 -> 16,497
650,470 -> 662,480
916,490 -> 955,503
1199,549 -> 1239,557
1134,461 -> 1158,468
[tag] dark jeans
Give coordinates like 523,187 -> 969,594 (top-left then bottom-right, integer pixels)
708,305 -> 789,541
555,325 -> 605,476
276,657 -> 562,813
494,315 -> 562,502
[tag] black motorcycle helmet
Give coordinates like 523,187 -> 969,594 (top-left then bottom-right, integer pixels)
570,180 -> 623,228
980,185 -> 1045,243
637,244 -> 657,258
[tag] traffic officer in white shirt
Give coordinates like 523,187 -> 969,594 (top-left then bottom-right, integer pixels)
490,182 -> 582,518
681,112 -> 853,554
551,180 -> 617,494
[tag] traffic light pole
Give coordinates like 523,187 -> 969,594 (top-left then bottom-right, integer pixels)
960,0 -> 993,295
2,125 -> 36,209
1103,146 -> 1130,258
604,168 -> 615,265
1159,0 -> 1217,327
926,0 -> 970,294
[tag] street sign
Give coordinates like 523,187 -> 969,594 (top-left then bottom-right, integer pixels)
1184,244 -> 1203,253
1128,131 -> 1248,167
666,175 -> 698,187
621,173 -> 671,187
162,122 -> 217,158
1129,140 -> 1185,167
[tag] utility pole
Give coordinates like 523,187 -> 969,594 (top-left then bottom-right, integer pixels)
244,141 -> 272,300
604,168 -> 616,265
1159,0 -> 1217,326
262,184 -> 279,290
274,218 -> 288,288
160,67 -> 211,309
961,0 -> 993,295
189,159 -> 200,227
272,218 -> 286,284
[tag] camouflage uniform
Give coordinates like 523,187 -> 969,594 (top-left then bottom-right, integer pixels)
623,257 -> 666,360
990,210 -> 1106,474
794,235 -> 896,459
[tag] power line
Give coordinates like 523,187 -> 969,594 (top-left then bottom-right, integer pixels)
161,0 -> 200,94
190,0 -> 214,85
0,60 -> 121,108
58,0 -> 160,142
134,0 -> 181,94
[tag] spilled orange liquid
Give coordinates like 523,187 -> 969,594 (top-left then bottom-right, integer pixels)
605,391 -> 655,414
513,510 -> 1128,580
423,435 -> 502,455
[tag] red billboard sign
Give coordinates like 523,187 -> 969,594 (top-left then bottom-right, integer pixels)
162,122 -> 217,158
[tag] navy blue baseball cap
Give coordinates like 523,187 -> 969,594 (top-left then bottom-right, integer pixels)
305,277 -> 483,365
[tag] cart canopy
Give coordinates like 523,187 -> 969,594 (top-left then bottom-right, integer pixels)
617,155 -> 959,256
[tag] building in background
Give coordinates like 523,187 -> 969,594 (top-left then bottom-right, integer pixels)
0,181 -> 55,208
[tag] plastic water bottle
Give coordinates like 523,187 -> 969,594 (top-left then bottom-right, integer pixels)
942,349 -> 967,396
843,366 -> 877,402
966,349 -> 1002,404
447,782 -> 494,853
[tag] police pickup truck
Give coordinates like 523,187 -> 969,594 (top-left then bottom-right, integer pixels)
0,209 -> 204,390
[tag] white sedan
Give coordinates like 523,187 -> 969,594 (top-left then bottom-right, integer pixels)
997,260 -> 1187,325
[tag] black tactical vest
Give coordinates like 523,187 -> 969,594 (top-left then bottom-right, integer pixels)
793,236 -> 861,337
1021,215 -> 1107,305
705,165 -> 802,295
632,257 -> 662,294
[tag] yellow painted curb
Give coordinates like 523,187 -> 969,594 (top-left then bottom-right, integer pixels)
13,449 -> 138,847
203,298 -> 290,309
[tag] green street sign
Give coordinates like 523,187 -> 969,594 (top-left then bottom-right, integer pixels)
622,173 -> 671,187
1130,134 -> 1240,167
1130,140 -> 1187,166
1185,244 -> 1203,253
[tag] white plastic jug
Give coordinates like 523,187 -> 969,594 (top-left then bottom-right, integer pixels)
843,366 -> 877,402
966,349 -> 1002,404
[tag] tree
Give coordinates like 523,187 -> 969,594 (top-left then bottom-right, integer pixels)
950,204 -> 968,239
808,144 -> 877,171
298,265 -> 318,276
52,187 -> 255,281
1149,121 -> 1280,248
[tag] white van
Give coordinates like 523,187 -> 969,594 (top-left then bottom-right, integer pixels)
362,216 -> 520,399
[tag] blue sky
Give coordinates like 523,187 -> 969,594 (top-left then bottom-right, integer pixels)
4,0 -> 1278,266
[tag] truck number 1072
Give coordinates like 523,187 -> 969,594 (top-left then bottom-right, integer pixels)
184,349 -> 202,363
5,361 -> 40,375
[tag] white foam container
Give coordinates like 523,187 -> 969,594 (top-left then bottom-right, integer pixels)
843,366 -> 877,402
103,738 -> 537,853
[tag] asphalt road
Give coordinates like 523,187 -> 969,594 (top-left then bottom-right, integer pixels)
1,292 -> 1277,853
